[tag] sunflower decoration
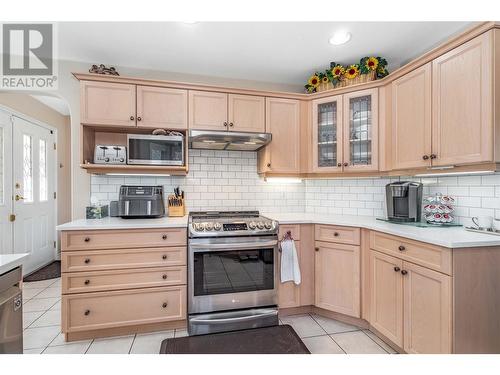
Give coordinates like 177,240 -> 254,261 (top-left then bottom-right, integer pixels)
345,64 -> 360,80
330,64 -> 345,79
360,56 -> 388,77
304,73 -> 322,93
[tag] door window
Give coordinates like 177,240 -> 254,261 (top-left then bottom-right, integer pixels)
317,101 -> 338,167
39,139 -> 47,201
193,248 -> 275,296
349,95 -> 372,166
23,134 -> 33,202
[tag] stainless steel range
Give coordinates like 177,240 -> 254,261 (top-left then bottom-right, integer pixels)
188,211 -> 279,336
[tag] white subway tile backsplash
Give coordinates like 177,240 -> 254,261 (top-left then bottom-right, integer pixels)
90,152 -> 500,221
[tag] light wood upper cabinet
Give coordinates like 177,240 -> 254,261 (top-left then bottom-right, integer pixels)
369,250 -> 404,348
188,90 -> 228,130
432,31 -> 493,166
259,98 -> 300,173
314,241 -> 360,317
391,63 -> 432,170
136,86 -> 187,130
343,88 -> 379,172
228,94 -> 265,132
81,81 -> 136,127
312,95 -> 343,172
403,261 -> 452,354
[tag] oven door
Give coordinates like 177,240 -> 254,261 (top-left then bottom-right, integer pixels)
188,236 -> 278,314
127,134 -> 184,166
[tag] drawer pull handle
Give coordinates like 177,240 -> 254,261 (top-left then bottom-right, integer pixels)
162,254 -> 168,260
401,270 -> 408,275
84,258 -> 91,264
333,232 -> 339,237
394,266 -> 400,272
84,237 -> 90,242
398,245 -> 406,251
315,247 -> 319,252
162,234 -> 168,240
162,274 -> 168,280
84,309 -> 90,316
84,279 -> 90,285
162,302 -> 168,308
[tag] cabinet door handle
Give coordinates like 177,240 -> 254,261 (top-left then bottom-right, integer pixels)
84,279 -> 90,285
84,309 -> 90,316
130,116 -> 135,121
343,162 -> 348,167
223,122 -> 228,127
337,163 -> 342,167
162,274 -> 168,280
229,122 -> 234,127
422,155 -> 429,160
162,234 -> 168,240
84,237 -> 90,242
315,247 -> 319,252
84,258 -> 91,264
401,270 -> 408,275
267,163 -> 271,168
394,266 -> 400,272
430,154 -> 437,159
137,116 -> 142,121
162,302 -> 168,308
162,254 -> 168,260
398,245 -> 406,251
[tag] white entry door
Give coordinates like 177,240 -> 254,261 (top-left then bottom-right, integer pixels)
12,116 -> 56,274
0,110 -> 13,254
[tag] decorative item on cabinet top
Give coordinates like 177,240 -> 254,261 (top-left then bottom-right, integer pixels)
89,64 -> 119,76
305,56 -> 389,93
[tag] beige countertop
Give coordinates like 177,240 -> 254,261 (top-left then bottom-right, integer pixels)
56,213 -> 500,249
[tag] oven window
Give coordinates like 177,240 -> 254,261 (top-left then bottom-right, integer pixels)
193,249 -> 274,296
129,138 -> 183,162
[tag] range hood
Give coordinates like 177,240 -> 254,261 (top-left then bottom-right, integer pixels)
189,130 -> 272,151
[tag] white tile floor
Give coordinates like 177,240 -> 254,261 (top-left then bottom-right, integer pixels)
22,277 -> 396,354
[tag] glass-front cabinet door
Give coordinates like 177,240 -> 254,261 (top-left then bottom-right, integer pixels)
312,95 -> 343,172
342,88 -> 378,171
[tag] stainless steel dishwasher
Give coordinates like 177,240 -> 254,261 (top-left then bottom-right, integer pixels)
0,266 -> 23,354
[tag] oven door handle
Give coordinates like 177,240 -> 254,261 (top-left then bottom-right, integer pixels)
189,311 -> 277,325
190,240 -> 277,251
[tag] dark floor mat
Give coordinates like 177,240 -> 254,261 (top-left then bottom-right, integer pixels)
23,261 -> 61,282
160,324 -> 310,354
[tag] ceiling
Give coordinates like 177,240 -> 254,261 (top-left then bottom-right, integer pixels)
31,94 -> 70,115
58,22 -> 474,88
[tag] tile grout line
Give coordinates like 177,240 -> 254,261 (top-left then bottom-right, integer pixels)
84,339 -> 95,354
128,334 -> 137,354
361,330 -> 391,354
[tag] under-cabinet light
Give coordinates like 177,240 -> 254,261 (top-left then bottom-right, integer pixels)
264,177 -> 303,184
104,173 -> 171,177
414,170 -> 494,177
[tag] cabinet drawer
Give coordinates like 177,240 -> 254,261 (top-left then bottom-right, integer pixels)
61,228 -> 187,251
369,231 -> 452,275
61,247 -> 186,272
315,225 -> 360,245
62,286 -> 186,332
279,224 -> 301,241
62,266 -> 187,294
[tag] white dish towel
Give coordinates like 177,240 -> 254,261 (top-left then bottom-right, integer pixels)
280,239 -> 301,285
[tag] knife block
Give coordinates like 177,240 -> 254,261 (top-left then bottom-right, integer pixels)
167,195 -> 185,217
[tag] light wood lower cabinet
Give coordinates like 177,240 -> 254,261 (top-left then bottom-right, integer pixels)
315,241 -> 360,317
403,261 -> 452,354
369,250 -> 404,347
369,249 -> 452,353
61,228 -> 187,341
62,286 -> 186,333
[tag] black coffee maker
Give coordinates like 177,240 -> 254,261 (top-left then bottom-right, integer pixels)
385,181 -> 423,222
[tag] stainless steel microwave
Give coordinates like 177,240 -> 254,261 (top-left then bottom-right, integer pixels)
127,134 -> 184,166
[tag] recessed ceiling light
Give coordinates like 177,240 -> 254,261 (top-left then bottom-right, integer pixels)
329,31 -> 351,45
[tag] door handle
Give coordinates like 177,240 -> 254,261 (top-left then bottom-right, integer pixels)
15,194 -> 24,201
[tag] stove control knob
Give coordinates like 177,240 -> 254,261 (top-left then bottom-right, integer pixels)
214,222 -> 222,231
194,223 -> 205,231
205,222 -> 214,231
264,221 -> 273,229
257,222 -> 265,230
248,222 -> 257,230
